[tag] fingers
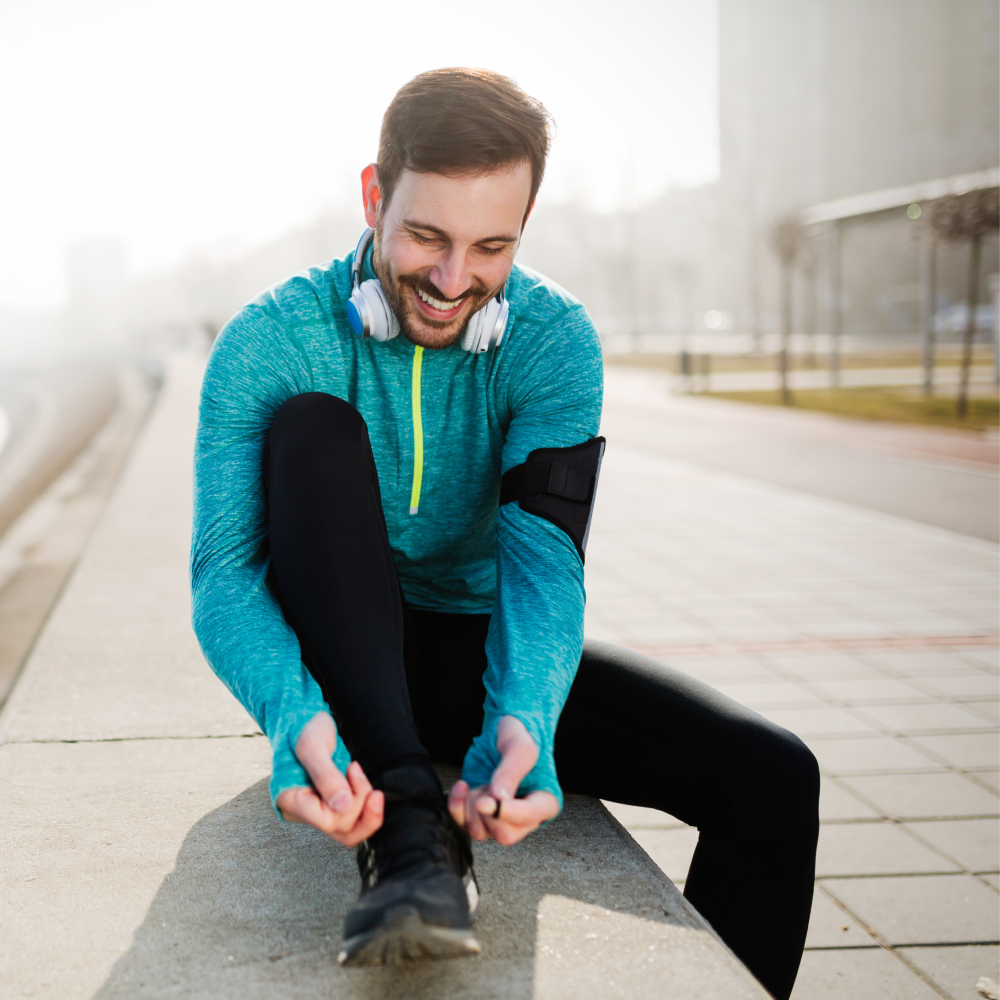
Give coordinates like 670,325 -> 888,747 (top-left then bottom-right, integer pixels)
452,783 -> 557,844
276,785 -> 327,828
295,714 -> 354,815
276,781 -> 384,847
346,788 -> 385,846
466,789 -> 490,841
477,790 -> 559,846
450,715 -> 553,844
281,719 -> 387,847
448,780 -> 469,829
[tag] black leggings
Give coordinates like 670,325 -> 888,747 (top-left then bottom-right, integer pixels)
264,392 -> 819,1000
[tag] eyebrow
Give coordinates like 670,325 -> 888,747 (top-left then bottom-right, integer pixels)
403,219 -> 519,244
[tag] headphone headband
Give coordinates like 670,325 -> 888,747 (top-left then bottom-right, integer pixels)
352,228 -> 375,290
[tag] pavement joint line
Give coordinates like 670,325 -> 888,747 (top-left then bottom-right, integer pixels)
778,728 -> 999,740
822,765 -> 996,778
815,883 -> 955,1000
805,730 -> 995,741
841,706 -> 1000,753
819,814 -> 1000,824
826,697 -> 1000,707
895,735 -> 1000,773
815,785 -> 1000,895
817,871 -> 991,880
1,732 -> 266,746
819,732 -> 1000,797
805,941 -> 1000,951
824,771 -> 995,827
633,634 -> 1000,658
826,767 -> 998,778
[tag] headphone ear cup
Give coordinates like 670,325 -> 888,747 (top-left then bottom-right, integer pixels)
359,280 -> 399,342
462,296 -> 508,353
460,307 -> 483,352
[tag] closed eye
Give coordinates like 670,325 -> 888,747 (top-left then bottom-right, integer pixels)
409,230 -> 441,246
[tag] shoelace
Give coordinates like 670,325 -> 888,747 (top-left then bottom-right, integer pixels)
359,795 -> 472,887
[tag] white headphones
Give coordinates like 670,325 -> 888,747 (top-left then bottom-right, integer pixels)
345,228 -> 509,353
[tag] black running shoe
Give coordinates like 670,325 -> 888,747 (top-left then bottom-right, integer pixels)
337,765 -> 480,967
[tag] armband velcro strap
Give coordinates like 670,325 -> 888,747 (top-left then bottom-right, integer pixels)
499,437 -> 606,562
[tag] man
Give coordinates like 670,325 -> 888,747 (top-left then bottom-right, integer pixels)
191,68 -> 818,999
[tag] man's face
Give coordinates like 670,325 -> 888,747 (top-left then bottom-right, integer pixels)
365,162 -> 532,349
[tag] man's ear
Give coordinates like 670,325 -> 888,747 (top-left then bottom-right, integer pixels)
521,199 -> 535,233
361,164 -> 381,228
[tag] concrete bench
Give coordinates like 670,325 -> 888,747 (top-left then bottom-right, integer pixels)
0,355 -> 768,999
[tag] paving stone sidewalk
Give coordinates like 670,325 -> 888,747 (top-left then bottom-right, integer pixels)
1,352 -> 995,1000
594,392 -> 999,1000
0,355 -> 768,1000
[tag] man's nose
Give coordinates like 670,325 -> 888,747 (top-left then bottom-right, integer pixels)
430,250 -> 471,300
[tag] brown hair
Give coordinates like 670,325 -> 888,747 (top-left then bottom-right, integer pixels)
377,68 -> 553,214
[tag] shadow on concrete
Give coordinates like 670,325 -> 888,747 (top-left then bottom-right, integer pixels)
90,778 -> 730,1000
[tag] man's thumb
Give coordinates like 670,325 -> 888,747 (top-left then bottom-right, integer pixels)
296,726 -> 352,813
491,734 -> 538,799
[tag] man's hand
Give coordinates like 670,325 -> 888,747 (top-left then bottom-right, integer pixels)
448,715 -> 559,846
274,712 -> 384,847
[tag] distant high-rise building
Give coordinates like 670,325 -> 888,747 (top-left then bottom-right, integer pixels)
716,0 -> 999,340
720,0 -> 998,210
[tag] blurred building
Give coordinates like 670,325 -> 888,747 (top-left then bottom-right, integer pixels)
716,0 -> 999,343
521,0 -> 999,350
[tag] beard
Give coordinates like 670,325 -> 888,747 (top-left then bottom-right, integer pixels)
372,224 -> 494,349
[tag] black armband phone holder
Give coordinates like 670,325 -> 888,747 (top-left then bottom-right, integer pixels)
499,437 -> 606,561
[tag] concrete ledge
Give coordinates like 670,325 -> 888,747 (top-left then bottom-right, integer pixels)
0,361 -> 120,539
0,354 -> 768,999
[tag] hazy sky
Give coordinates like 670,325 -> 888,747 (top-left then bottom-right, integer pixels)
1,0 -> 718,309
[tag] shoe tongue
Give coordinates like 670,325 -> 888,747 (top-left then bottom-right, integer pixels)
376,765 -> 443,800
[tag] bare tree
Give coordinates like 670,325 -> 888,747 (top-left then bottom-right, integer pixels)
769,216 -> 804,405
798,235 -> 822,367
930,188 -> 1000,418
671,259 -> 698,384
916,224 -> 937,397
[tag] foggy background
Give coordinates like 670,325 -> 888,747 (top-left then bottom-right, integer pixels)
3,0 -> 996,365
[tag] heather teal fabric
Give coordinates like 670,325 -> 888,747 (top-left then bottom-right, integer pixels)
190,244 -> 603,814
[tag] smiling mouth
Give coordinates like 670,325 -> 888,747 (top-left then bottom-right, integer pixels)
416,287 -> 463,311
411,285 -> 467,320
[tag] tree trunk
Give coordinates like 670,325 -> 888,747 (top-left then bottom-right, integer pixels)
780,260 -> 793,405
920,239 -> 936,397
957,232 -> 981,419
828,222 -> 842,388
805,268 -> 818,368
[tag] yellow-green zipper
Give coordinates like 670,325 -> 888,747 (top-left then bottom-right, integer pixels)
409,346 -> 424,515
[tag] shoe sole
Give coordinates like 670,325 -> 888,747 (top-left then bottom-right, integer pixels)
338,906 -> 481,967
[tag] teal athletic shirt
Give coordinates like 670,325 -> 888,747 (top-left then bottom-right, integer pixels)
190,242 -> 603,815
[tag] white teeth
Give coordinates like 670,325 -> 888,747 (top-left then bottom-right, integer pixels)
417,287 -> 462,311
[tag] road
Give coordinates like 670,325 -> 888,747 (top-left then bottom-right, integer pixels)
602,366 -> 999,543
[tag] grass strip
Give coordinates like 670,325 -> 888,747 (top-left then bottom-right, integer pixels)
707,386 -> 999,431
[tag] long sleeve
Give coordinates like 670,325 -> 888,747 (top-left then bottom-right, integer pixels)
460,302 -> 604,809
190,304 -> 351,811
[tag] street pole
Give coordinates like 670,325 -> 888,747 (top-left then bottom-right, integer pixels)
919,238 -> 936,396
